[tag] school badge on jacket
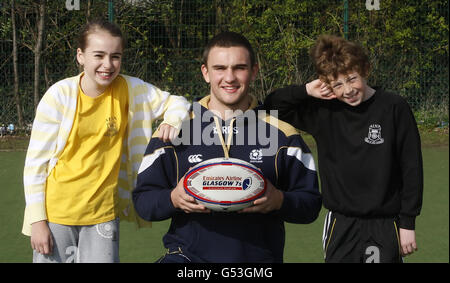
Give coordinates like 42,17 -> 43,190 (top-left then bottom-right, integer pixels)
364,124 -> 384,144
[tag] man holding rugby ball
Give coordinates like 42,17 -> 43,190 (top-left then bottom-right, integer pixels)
132,32 -> 322,263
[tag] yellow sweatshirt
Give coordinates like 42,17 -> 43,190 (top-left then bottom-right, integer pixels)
22,73 -> 190,235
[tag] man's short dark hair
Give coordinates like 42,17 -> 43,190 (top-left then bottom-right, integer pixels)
202,31 -> 256,67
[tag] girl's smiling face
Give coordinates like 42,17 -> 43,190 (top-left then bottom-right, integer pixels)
77,30 -> 123,97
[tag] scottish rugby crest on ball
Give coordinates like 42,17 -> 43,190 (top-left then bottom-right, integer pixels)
183,157 -> 267,211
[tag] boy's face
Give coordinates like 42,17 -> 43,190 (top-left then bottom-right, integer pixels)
201,46 -> 258,112
328,72 -> 370,106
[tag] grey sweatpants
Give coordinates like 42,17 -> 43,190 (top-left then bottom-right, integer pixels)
33,218 -> 119,263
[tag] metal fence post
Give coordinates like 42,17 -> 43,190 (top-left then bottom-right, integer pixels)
108,0 -> 114,22
343,0 -> 348,39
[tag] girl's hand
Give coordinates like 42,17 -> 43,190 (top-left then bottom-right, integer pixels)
158,123 -> 179,142
31,220 -> 53,255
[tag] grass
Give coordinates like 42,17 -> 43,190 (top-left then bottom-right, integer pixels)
2,125 -> 448,151
0,129 -> 448,263
408,146 -> 449,262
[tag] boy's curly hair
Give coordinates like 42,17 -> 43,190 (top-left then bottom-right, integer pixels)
310,35 -> 370,83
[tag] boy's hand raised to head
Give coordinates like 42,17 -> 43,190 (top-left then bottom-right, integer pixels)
306,79 -> 336,100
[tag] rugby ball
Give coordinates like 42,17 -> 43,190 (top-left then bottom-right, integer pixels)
183,157 -> 266,212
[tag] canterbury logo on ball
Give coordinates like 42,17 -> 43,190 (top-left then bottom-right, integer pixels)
188,154 -> 203,163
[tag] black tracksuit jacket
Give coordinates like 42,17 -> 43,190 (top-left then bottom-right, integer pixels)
264,85 -> 423,230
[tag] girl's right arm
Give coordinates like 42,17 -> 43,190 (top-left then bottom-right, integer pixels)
23,84 -> 65,237
31,221 -> 53,255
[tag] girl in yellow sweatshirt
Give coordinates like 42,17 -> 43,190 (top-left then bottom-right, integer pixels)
22,18 -> 190,263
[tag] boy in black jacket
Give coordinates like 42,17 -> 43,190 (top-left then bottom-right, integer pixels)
133,32 -> 321,263
264,35 -> 423,263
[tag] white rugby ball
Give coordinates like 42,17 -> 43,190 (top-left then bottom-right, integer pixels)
183,157 -> 266,212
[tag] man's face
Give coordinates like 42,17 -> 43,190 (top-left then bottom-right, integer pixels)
201,46 -> 258,112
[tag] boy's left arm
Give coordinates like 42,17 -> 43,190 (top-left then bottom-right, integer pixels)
395,99 -> 424,231
395,99 -> 423,256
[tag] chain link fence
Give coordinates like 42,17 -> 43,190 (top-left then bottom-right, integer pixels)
1,0 -> 448,136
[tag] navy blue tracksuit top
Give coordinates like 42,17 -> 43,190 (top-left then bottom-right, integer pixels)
133,95 -> 322,263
